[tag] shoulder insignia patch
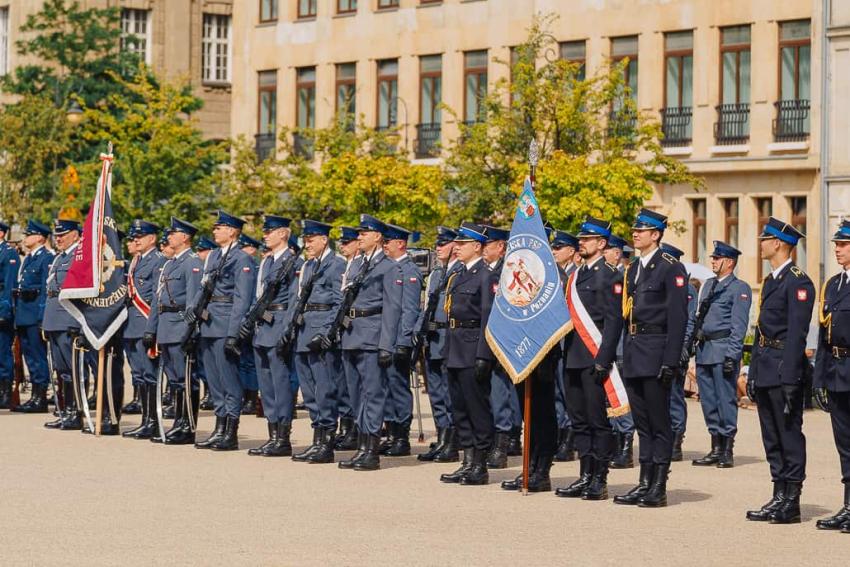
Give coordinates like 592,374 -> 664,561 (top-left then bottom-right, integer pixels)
661,252 -> 677,264
675,275 -> 686,288
797,289 -> 808,302
790,266 -> 804,278
613,283 -> 623,295
9,259 -> 15,264
409,277 -> 418,283
740,293 -> 749,300
242,266 -> 251,272
395,279 -> 403,285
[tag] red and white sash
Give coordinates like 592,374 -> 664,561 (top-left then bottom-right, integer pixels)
566,272 -> 630,417
127,255 -> 152,319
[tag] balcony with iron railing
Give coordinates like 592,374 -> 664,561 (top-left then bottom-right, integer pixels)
293,132 -> 314,160
415,123 -> 441,158
254,133 -> 276,162
659,107 -> 692,147
773,99 -> 810,142
607,108 -> 638,146
713,103 -> 750,145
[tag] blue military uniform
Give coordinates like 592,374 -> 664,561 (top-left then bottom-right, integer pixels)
552,229 -> 579,462
42,220 -> 84,429
0,221 -> 18,409
416,226 -> 462,462
121,220 -> 166,439
746,217 -> 814,524
614,209 -> 688,508
692,241 -> 752,468
380,224 -> 423,457
290,220 -> 346,463
813,220 -> 850,532
659,243 -> 697,461
237,233 -> 262,415
145,218 -> 203,444
12,220 -> 54,413
246,216 -> 302,457
190,211 -> 257,451
336,215 -> 403,472
193,235 -> 217,408
331,226 -> 360,449
438,223 -> 498,486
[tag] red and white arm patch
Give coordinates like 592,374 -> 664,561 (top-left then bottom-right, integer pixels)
409,277 -> 418,283
395,279 -> 403,285
492,282 -> 499,294
243,266 -> 251,272
192,268 -> 200,273
613,283 -> 623,295
674,275 -> 685,288
797,289 -> 808,301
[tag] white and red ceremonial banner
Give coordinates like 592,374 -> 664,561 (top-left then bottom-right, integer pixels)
565,272 -> 630,417
59,150 -> 128,350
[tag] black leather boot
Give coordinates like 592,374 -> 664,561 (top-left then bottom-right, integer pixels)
429,427 -> 444,450
554,427 -> 576,462
746,482 -> 786,521
199,387 -> 213,410
816,485 -> 850,530
638,462 -> 670,507
441,448 -> 474,483
692,434 -> 721,466
507,427 -> 522,457
842,522 -> 850,534
195,415 -> 226,449
307,427 -> 336,463
610,432 -> 634,469
353,434 -> 381,471
265,422 -> 293,457
717,435 -> 735,468
153,387 -> 185,444
0,380 -> 11,409
460,448 -> 489,485
378,422 -> 397,455
555,454 -> 594,498
122,384 -> 142,414
614,463 -> 654,505
434,427 -> 460,463
338,432 -> 368,469
769,482 -> 802,524
59,382 -> 82,431
335,419 -> 358,450
671,431 -> 684,462
15,384 -> 48,413
241,389 -> 258,415
334,417 -> 352,449
162,384 -> 175,419
210,416 -> 239,451
132,384 -> 158,440
583,458 -> 610,500
168,389 -> 198,445
501,458 -> 537,491
486,432 -> 510,469
528,454 -> 553,492
44,383 -> 68,428
249,421 -> 278,456
386,423 -> 411,457
292,427 -> 321,462
122,384 -> 150,438
418,427 -> 448,462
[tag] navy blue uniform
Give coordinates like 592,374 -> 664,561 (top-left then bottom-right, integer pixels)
0,240 -> 19,389
750,261 -> 815,484
15,246 -> 53,387
622,248 -> 689,465
555,262 -> 578,430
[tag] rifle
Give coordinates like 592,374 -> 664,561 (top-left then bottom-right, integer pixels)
322,253 -> 375,347
410,266 -> 447,366
279,252 -> 325,356
679,279 -> 721,376
181,244 -> 233,353
237,252 -> 299,344
10,334 -> 24,409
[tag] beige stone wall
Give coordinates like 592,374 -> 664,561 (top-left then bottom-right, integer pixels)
0,0 -> 231,140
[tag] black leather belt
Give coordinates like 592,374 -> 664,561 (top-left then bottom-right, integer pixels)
448,318 -> 480,329
628,323 -> 666,335
830,345 -> 850,359
348,307 -> 382,318
758,336 -> 784,349
305,303 -> 332,312
210,296 -> 232,303
267,303 -> 289,311
159,304 -> 185,313
428,321 -> 448,331
698,329 -> 731,342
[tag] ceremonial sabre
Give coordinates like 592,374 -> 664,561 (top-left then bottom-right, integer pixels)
76,339 -> 95,433
44,333 -> 61,413
94,348 -> 105,436
184,354 -> 196,432
522,138 -> 539,496
105,347 -> 117,425
412,357 -> 425,443
69,339 -> 84,416
154,356 -> 167,443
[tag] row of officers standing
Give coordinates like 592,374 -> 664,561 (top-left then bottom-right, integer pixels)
1,209 -> 849,532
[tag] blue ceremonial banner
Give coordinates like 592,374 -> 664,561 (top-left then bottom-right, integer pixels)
485,178 -> 572,383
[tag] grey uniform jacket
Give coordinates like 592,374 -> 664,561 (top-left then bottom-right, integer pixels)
42,243 -> 79,332
190,245 -> 257,340
146,249 -> 204,344
252,250 -> 303,349
125,250 -> 166,339
415,260 -> 462,361
395,255 -> 423,349
694,275 -> 752,365
293,251 -> 346,353
339,251 -> 403,353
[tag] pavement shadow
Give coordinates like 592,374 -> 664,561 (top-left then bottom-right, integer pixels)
667,489 -> 712,505
801,504 -> 834,522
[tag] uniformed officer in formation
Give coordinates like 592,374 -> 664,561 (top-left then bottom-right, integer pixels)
12,220 -> 54,413
659,243 -> 697,462
0,221 -> 19,409
190,211 -> 256,451
615,209 -> 688,508
691,241 -> 752,469
332,226 -> 360,450
814,219 -> 850,533
144,218 -> 203,444
42,219 -> 82,429
122,220 -> 166,439
237,233 -> 262,415
336,215 -> 402,472
289,220 -> 346,462
416,226 -> 462,463
380,224 -> 423,458
554,217 -> 623,499
439,223 -> 497,486
551,229 -> 579,462
194,235 -> 217,411
746,217 -> 814,524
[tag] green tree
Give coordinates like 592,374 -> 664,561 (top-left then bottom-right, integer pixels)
443,14 -> 702,231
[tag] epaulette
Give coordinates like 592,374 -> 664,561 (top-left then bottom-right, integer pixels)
604,262 -> 617,272
790,266 -> 805,278
661,252 -> 677,264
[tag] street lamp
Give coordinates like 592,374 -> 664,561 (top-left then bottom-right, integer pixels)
65,100 -> 84,126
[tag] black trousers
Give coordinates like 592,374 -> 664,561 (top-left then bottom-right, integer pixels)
448,366 -> 493,452
626,377 -> 673,464
828,390 -> 850,485
755,385 -> 806,483
565,366 -> 614,461
515,353 -> 558,459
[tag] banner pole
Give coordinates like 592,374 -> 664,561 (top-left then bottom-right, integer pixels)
94,347 -> 105,437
